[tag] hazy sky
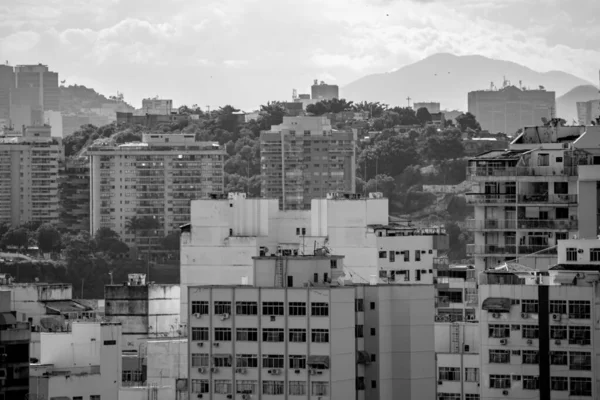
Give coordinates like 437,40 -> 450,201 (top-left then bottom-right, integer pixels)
1,0 -> 599,110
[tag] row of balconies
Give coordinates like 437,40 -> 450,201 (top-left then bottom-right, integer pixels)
468,166 -> 578,179
467,193 -> 578,205
466,219 -> 578,230
467,245 -> 558,256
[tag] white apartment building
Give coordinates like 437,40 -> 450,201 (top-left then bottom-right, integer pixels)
88,133 -> 225,252
180,192 -> 448,320
187,255 -> 435,400
466,124 -> 600,271
0,125 -> 62,225
413,102 -> 441,114
141,98 -> 173,115
29,321 -> 122,400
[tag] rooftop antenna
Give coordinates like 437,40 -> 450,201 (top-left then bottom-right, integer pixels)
406,96 -> 411,107
519,80 -> 522,89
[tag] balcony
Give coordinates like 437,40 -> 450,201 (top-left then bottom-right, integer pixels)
466,219 -> 516,230
516,219 -> 577,230
467,244 -> 557,256
518,193 -> 578,204
466,193 -> 516,205
468,166 -> 578,180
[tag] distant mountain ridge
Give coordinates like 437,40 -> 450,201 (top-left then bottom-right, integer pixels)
60,85 -> 134,115
342,53 -> 594,112
556,85 -> 599,123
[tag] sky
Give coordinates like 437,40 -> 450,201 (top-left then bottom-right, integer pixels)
1,0 -> 599,110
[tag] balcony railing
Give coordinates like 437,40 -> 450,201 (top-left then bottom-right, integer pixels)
467,244 -> 557,255
518,194 -> 578,204
466,193 -> 516,204
466,219 -> 516,230
467,219 -> 577,230
468,166 -> 578,178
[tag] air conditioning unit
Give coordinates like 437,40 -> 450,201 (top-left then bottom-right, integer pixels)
242,395 -> 249,400
198,367 -> 205,373
197,395 -> 203,399
236,368 -> 246,374
438,380 -> 443,385
464,345 -> 470,352
502,390 -> 509,396
500,339 -> 508,345
268,369 -> 280,375
213,343 -> 219,347
294,369 -> 300,374
309,369 -> 317,375
434,316 -> 444,322
316,371 -> 323,375
197,342 -> 204,347
467,315 -> 475,321
270,316 -> 276,321
227,395 -> 232,399
221,313 -> 230,320
194,313 -> 202,319
555,339 -> 561,345
521,313 -> 529,319
527,339 -> 533,345
211,367 -> 219,373
492,313 -> 501,319
552,314 -> 561,321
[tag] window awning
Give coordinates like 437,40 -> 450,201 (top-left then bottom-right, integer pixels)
357,351 -> 371,365
307,355 -> 330,368
0,312 -> 16,326
554,273 -> 577,285
481,297 -> 511,312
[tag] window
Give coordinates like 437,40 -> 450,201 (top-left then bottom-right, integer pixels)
263,328 -> 284,342
370,328 -> 376,336
568,300 -> 591,319
236,301 -> 258,315
591,248 -> 600,262
438,367 -> 460,381
569,326 -> 591,345
371,380 -> 377,389
370,302 -> 375,310
263,381 -> 284,395
569,351 -> 591,370
465,395 -> 480,400
550,351 -> 568,365
389,251 -> 395,262
214,380 -> 232,395
213,354 -> 232,367
191,353 -> 209,367
370,354 -> 376,362
289,381 -> 306,395
73,397 -> 83,400
289,355 -> 306,369
356,377 -> 365,391
289,329 -> 306,342
289,302 -> 306,316
403,251 -> 409,262
489,349 -> 510,363
488,324 -> 510,338
522,350 -> 539,364
312,382 -> 329,396
537,153 -> 549,166
551,377 -> 568,391
415,250 -> 421,261
262,301 -> 284,315
570,377 -> 592,396
551,326 -> 567,340
214,328 -> 232,341
549,300 -> 566,314
90,397 -> 100,400
355,325 -> 364,338
237,380 -> 257,394
489,375 -> 510,389
355,299 -> 364,312
521,300 -> 539,313
522,325 -> 539,339
465,368 -> 479,382
566,247 -> 577,261
191,301 -> 209,315
378,251 -> 386,259
236,354 -> 258,368
311,329 -> 329,343
311,302 -> 329,316
555,207 -> 568,219
192,327 -> 209,341
262,355 -> 284,369
191,379 -> 209,393
522,375 -> 539,390
236,328 -> 258,342
214,301 -> 231,315
437,395 -> 460,400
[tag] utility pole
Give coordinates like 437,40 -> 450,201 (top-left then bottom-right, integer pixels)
406,96 -> 411,108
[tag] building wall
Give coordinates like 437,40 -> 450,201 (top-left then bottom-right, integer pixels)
311,82 -> 339,100
413,102 -> 441,114
59,157 -> 90,232
43,110 -> 63,137
0,284 -> 72,324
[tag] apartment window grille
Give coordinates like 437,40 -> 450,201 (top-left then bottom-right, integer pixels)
280,325 -> 304,342
370,302 -> 375,310
488,324 -> 510,338
191,353 -> 209,367
566,247 -> 577,261
355,299 -> 364,312
568,300 -> 591,319
356,377 -> 365,391
550,377 -> 568,391
438,367 -> 460,381
489,349 -> 510,364
288,302 -> 306,316
522,350 -> 539,364
522,376 -> 539,390
489,375 -> 511,389
212,354 -> 232,367
551,326 -> 567,340
214,301 -> 231,315
263,328 -> 284,342
522,325 -> 539,339
590,248 -> 600,262
191,301 -> 209,315
192,327 -> 209,341
214,380 -> 232,395
550,351 -> 568,365
378,251 -> 386,259
263,381 -> 284,395
570,377 -> 592,396
289,381 -> 306,395
236,354 -> 258,368
389,251 -> 395,262
569,326 -> 591,345
549,300 -> 566,314
262,355 -> 284,369
465,395 -> 480,400
311,302 -> 329,316
415,250 -> 421,261
236,301 -> 258,315
236,380 -> 257,394
465,368 -> 479,382
521,300 -> 539,313
311,329 -> 329,343
214,328 -> 232,341
236,328 -> 258,342
569,351 -> 591,371
289,355 -> 306,369
191,379 -> 209,393
404,251 -> 410,262
311,382 -> 329,396
355,325 -> 364,338
437,395 -> 460,400
262,302 -> 284,315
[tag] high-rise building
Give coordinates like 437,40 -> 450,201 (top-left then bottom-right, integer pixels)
413,102 -> 441,114
186,254 -> 436,400
0,125 -> 62,226
88,133 -> 225,253
468,86 -> 555,135
0,64 -> 14,121
14,64 -> 59,111
59,157 -> 90,232
311,80 -> 339,101
466,124 -> 600,271
576,99 -> 600,125
141,98 -> 173,115
260,116 -> 356,210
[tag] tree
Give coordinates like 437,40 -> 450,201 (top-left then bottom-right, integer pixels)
353,101 -> 387,118
419,132 -> 465,162
364,174 -> 396,199
94,227 -> 129,257
306,98 -> 354,115
456,112 -> 481,132
358,135 -> 420,180
36,224 -> 62,253
125,216 -> 162,259
161,231 -> 181,251
416,107 -> 432,125
258,102 -> 288,130
2,228 -> 29,250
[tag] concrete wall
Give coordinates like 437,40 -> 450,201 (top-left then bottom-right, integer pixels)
0,283 -> 72,324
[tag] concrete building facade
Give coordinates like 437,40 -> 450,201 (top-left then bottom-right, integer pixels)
576,99 -> 600,126
310,80 -> 338,101
59,156 -> 91,232
260,117 -> 356,210
0,125 -> 62,226
141,98 -> 173,115
414,102 -> 441,114
468,86 -> 555,135
88,133 -> 225,252
14,64 -> 59,111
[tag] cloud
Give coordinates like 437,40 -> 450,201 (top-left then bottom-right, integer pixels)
0,31 -> 41,53
223,60 -> 249,68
